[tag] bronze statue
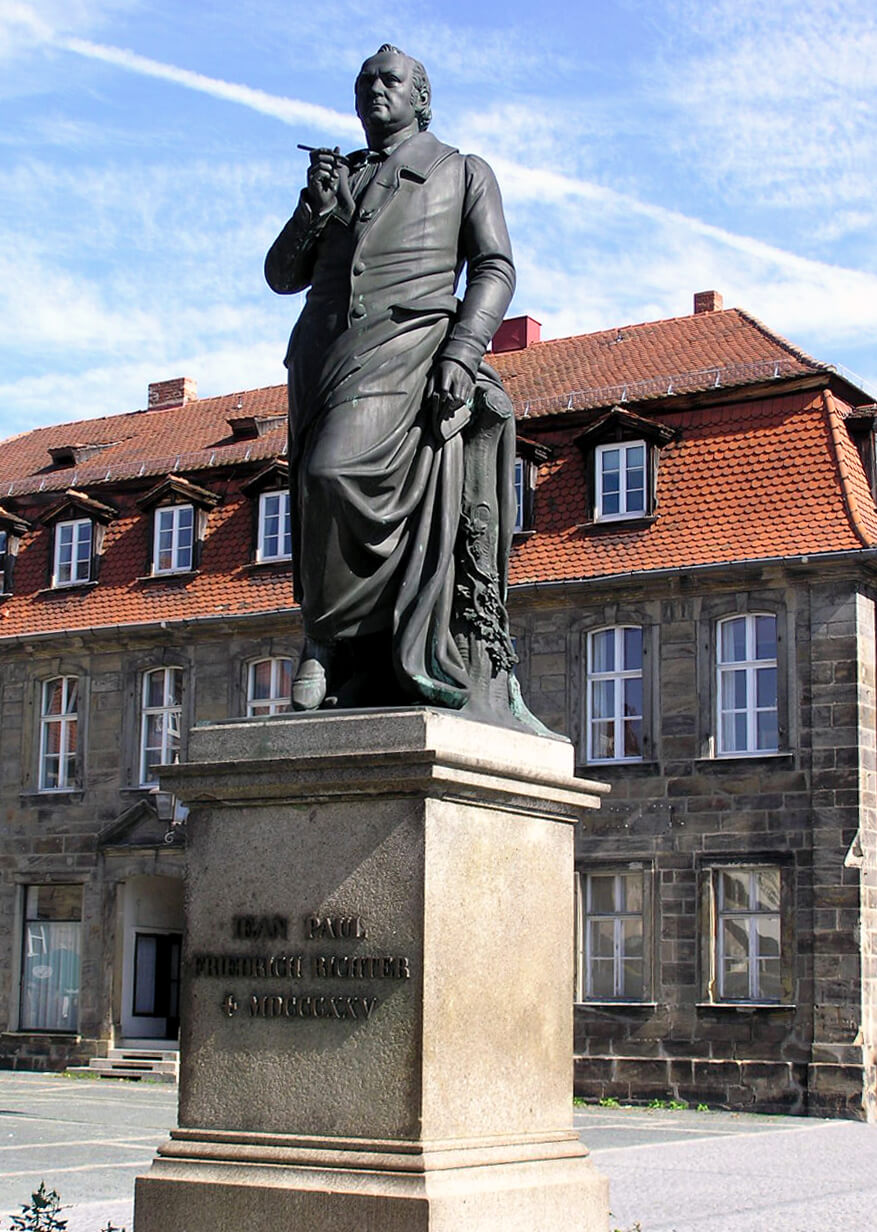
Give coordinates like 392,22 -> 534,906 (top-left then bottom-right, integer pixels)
266,44 -> 543,731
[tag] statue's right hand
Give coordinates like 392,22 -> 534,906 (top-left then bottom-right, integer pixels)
305,147 -> 342,214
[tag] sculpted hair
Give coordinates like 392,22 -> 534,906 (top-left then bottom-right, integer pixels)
369,43 -> 432,131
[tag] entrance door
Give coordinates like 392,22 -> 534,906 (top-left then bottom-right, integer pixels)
131,932 -> 181,1038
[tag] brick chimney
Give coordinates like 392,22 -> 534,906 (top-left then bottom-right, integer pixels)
491,316 -> 542,354
693,290 -> 723,314
147,377 -> 198,410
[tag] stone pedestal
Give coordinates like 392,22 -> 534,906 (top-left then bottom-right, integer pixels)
134,708 -> 610,1231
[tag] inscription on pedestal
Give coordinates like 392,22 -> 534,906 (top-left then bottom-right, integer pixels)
192,913 -> 411,1025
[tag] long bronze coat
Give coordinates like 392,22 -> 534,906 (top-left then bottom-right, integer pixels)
265,130 -> 517,709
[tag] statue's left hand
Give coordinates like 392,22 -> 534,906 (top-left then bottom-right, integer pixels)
426,359 -> 475,440
426,359 -> 475,411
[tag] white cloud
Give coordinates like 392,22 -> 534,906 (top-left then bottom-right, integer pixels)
62,37 -> 363,139
651,0 -> 877,223
491,154 -> 877,342
0,337 -> 287,436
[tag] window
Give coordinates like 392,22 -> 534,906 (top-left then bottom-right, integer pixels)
140,667 -> 183,784
52,518 -> 92,586
711,866 -> 781,1002
513,458 -> 526,532
257,492 -> 291,562
138,475 -> 218,576
0,507 -> 29,594
595,440 -> 646,520
717,614 -> 778,755
586,626 -> 643,762
152,505 -> 194,574
20,885 -> 82,1032
247,657 -> 293,716
39,677 -> 79,791
577,871 -> 644,1001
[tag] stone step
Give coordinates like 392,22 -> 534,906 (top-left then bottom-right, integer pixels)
66,1044 -> 180,1084
108,1048 -> 179,1063
67,1060 -> 178,1082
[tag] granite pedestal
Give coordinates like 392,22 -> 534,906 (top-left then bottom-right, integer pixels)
133,707 -> 610,1230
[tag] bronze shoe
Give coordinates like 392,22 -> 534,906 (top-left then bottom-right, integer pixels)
291,640 -> 334,711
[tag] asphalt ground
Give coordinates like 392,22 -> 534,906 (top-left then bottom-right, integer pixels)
1,1072 -> 876,1231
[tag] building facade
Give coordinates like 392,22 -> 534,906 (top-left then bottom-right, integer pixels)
1,294 -> 876,1117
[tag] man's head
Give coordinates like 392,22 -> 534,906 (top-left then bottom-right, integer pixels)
355,45 -> 431,147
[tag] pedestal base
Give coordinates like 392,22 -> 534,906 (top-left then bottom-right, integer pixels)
133,708 -> 610,1231
135,1132 -> 608,1231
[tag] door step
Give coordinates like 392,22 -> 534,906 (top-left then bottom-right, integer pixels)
67,1045 -> 179,1083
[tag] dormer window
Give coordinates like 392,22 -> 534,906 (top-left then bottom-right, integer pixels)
154,505 -> 194,573
53,518 -> 93,586
257,491 -> 291,562
576,406 -> 675,527
0,505 -> 28,596
595,441 -> 646,521
242,460 -> 292,565
513,436 -> 551,533
42,491 -> 115,589
514,459 -> 526,531
137,476 -> 220,578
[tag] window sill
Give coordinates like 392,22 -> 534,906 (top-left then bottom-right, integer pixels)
577,760 -> 659,777
20,789 -> 83,804
2,1030 -> 81,1039
36,582 -> 98,596
576,1001 -> 657,1010
578,515 -> 657,534
244,558 -> 293,572
136,570 -> 199,584
693,753 -> 794,773
512,528 -> 536,539
696,1001 -> 795,1013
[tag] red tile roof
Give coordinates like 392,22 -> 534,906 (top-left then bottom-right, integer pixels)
509,387 -> 877,588
0,306 -> 873,639
489,307 -> 826,418
0,386 -> 289,499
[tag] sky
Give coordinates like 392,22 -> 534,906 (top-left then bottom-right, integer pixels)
0,0 -> 875,441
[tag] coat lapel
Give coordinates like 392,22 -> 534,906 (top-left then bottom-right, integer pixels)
353,131 -> 458,238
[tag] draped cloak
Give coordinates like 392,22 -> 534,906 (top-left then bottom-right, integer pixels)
265,131 -> 517,708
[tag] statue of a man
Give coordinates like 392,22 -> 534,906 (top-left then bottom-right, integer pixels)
266,44 -> 538,730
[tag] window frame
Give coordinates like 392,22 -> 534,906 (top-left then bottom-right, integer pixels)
152,504 -> 195,575
575,866 -> 651,1004
38,676 -> 80,792
256,491 -> 292,563
246,656 -> 293,717
19,884 -> 83,1033
701,862 -> 791,1006
513,457 -> 526,532
52,517 -> 93,587
716,613 -> 779,757
585,624 -> 645,764
594,439 -> 648,522
139,666 -> 184,786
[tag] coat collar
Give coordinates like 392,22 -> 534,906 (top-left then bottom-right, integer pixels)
380,130 -> 458,182
332,132 -> 458,229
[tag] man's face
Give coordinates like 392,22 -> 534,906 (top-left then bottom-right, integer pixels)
355,51 -> 418,144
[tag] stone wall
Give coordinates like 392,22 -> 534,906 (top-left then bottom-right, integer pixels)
0,614 -> 302,1070
512,565 -> 874,1118
2,563 -> 874,1117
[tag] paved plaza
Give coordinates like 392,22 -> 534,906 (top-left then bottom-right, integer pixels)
0,1072 -> 875,1231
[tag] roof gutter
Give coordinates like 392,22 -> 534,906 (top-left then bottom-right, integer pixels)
0,605 -> 301,650
508,546 -> 877,598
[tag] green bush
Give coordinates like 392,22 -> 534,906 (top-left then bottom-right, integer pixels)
7,1184 -> 126,1232
9,1183 -> 67,1231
